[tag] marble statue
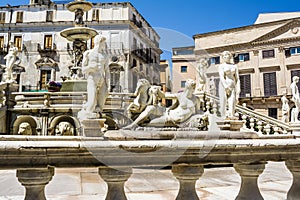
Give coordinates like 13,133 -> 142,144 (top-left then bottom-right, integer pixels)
78,35 -> 109,120
56,122 -> 74,136
149,79 -> 201,125
281,92 -> 289,123
18,122 -> 32,135
218,51 -> 240,119
3,41 -> 18,83
124,82 -> 165,129
209,76 -> 216,96
196,58 -> 209,92
290,76 -> 300,123
126,79 -> 151,119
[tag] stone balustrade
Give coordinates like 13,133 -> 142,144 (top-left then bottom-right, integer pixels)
0,135 -> 300,199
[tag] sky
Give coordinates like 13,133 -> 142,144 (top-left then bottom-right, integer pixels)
1,0 -> 300,59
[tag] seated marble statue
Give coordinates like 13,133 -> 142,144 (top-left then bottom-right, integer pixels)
18,122 -> 32,135
126,79 -> 151,119
78,35 -> 109,120
196,58 -> 209,92
218,51 -> 240,119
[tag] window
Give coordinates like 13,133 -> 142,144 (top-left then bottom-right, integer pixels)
262,49 -> 275,59
239,74 -> 251,97
268,108 -> 277,119
0,12 -> 5,23
40,70 -> 51,90
92,9 -> 99,21
46,11 -> 53,22
14,36 -> 22,51
133,38 -> 137,50
209,56 -> 220,65
181,81 -> 186,88
16,12 -> 24,23
44,35 -> 52,49
180,66 -> 187,73
131,59 -> 137,68
238,53 -> 250,61
290,47 -> 300,55
0,36 -> 4,49
110,71 -> 121,92
263,72 -> 277,96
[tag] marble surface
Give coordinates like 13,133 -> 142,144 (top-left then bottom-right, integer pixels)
0,161 -> 292,200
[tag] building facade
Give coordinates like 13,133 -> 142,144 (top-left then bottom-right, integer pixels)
0,0 -> 162,93
171,46 -> 196,93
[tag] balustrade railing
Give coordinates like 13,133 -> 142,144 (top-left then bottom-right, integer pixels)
204,93 -> 292,136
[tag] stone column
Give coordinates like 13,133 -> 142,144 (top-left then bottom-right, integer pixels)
172,164 -> 204,200
17,167 -> 54,200
286,160 -> 300,200
98,166 -> 132,200
234,163 -> 265,200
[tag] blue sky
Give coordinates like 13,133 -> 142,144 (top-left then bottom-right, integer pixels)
1,0 -> 300,59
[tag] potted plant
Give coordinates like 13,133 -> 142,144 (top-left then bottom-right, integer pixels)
47,81 -> 62,92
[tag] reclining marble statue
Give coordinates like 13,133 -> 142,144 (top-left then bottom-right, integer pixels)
124,78 -> 208,130
78,35 -> 110,120
290,76 -> 300,123
218,51 -> 240,119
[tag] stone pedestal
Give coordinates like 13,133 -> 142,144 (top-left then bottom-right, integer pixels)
98,166 -> 132,200
217,120 -> 244,131
17,167 -> 54,200
172,164 -> 204,200
290,123 -> 300,137
60,80 -> 87,92
286,160 -> 300,200
81,119 -> 107,137
234,163 -> 265,200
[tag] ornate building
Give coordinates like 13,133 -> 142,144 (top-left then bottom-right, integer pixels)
172,12 -> 300,119
0,0 -> 162,93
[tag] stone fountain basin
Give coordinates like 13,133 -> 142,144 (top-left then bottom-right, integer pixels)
60,27 -> 98,41
66,0 -> 93,12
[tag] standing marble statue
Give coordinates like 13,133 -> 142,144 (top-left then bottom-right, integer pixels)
196,58 -> 209,92
3,41 -> 18,82
281,92 -> 289,123
78,35 -> 109,120
290,76 -> 300,123
218,51 -> 240,119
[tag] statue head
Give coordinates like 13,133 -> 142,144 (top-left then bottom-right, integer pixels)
18,122 -> 32,135
185,79 -> 196,90
198,58 -> 209,69
221,51 -> 233,64
135,79 -> 151,93
94,35 -> 106,49
293,76 -> 299,83
56,122 -> 73,136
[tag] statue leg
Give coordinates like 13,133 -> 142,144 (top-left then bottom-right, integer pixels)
97,82 -> 108,112
227,91 -> 236,118
85,75 -> 97,113
219,88 -> 227,118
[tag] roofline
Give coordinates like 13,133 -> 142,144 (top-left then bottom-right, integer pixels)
193,16 -> 300,39
172,45 -> 195,50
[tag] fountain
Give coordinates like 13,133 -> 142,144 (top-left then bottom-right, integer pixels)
60,0 -> 98,92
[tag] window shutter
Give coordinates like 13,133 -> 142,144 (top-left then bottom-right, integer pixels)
239,74 -> 251,97
264,72 -> 277,96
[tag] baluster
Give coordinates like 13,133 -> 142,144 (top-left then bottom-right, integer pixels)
172,164 -> 204,200
212,101 -> 218,115
234,163 -> 266,200
264,124 -> 271,135
17,167 -> 54,200
249,118 -> 255,131
98,166 -> 132,200
205,102 -> 211,114
257,121 -> 263,135
273,126 -> 279,134
286,160 -> 300,200
242,114 -> 247,129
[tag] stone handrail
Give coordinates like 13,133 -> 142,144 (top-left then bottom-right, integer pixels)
204,93 -> 291,135
0,135 -> 300,199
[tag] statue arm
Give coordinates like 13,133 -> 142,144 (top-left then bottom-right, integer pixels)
218,65 -> 227,89
82,51 -> 89,67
